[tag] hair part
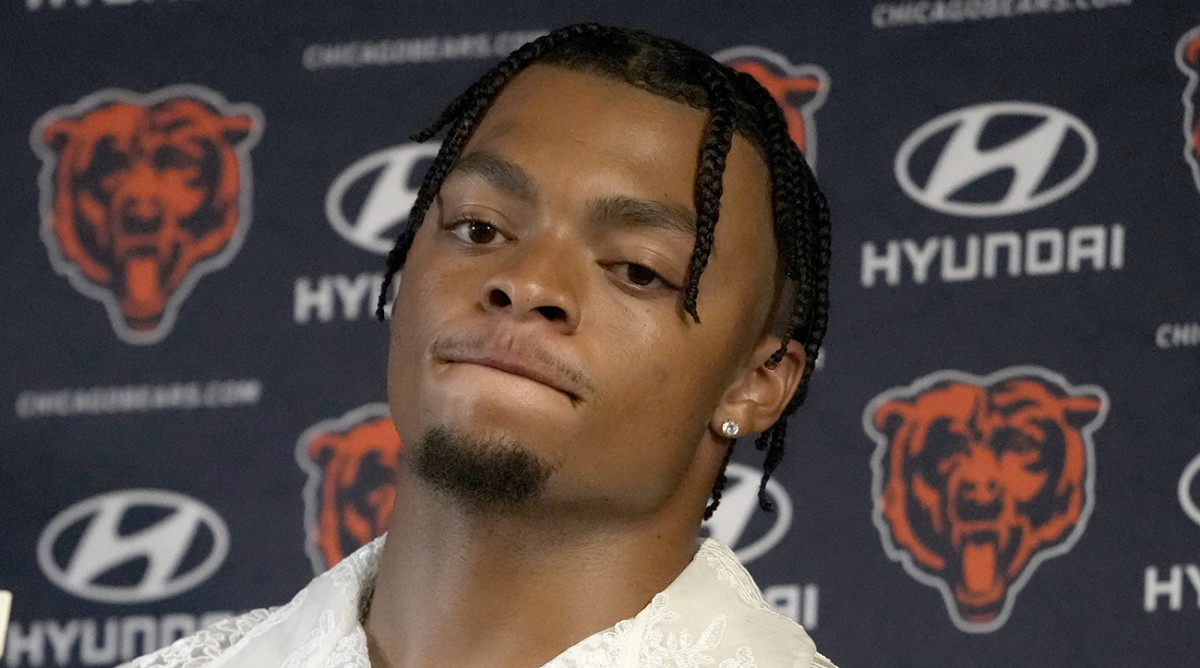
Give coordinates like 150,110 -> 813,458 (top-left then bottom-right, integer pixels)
378,23 -> 831,520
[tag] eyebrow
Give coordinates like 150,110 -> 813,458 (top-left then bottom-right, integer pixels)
448,151 -> 697,239
448,151 -> 537,203
590,196 -> 697,240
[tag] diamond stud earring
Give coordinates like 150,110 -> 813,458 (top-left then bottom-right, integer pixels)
720,420 -> 740,438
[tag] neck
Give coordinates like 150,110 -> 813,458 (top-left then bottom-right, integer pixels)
363,465 -> 703,668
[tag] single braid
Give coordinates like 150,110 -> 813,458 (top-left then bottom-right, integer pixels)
681,68 -> 736,324
703,440 -> 737,520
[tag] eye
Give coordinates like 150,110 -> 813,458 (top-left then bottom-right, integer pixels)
89,139 -> 128,177
153,146 -> 191,171
613,263 -> 677,291
449,219 -> 506,245
625,263 -> 660,286
1002,431 -> 1038,455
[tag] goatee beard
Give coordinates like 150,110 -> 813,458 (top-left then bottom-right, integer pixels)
411,427 -> 554,512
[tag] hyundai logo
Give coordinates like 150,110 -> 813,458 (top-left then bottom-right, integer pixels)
37,489 -> 230,604
895,101 -> 1097,217
1180,452 -> 1200,528
701,462 -> 792,564
326,142 -> 441,254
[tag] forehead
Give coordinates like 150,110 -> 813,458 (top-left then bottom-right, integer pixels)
467,65 -> 713,185
459,65 -> 779,306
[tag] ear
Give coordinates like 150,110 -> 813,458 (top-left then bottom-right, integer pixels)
42,118 -> 77,153
1061,394 -> 1103,431
709,335 -> 806,439
873,400 -> 913,440
221,115 -> 255,145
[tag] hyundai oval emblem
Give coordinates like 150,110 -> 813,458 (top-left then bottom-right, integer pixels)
701,462 -> 792,564
326,142 -> 440,254
37,489 -> 230,604
895,101 -> 1097,217
1179,452 -> 1200,528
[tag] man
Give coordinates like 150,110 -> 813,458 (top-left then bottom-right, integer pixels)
123,23 -> 834,668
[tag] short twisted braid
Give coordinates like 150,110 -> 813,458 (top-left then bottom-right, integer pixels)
681,67 -> 736,324
378,23 -> 831,518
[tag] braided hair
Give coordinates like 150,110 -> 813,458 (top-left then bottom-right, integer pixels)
377,23 -> 831,520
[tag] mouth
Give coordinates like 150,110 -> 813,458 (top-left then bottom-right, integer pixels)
952,528 -> 1010,613
960,532 -> 1001,592
119,256 -> 166,323
446,357 -> 580,401
432,334 -> 590,403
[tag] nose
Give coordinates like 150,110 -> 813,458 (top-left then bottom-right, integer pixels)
119,206 -> 163,235
958,476 -> 1000,503
115,164 -> 164,230
952,452 -> 1004,520
955,482 -> 1003,521
479,240 -> 581,333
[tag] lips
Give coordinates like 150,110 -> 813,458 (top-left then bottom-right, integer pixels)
431,332 -> 592,402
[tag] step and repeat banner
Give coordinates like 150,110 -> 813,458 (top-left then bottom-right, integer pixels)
2,1 -> 1198,666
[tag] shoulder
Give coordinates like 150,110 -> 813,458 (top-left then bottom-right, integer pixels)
116,608 -> 275,668
117,535 -> 385,668
662,539 -> 839,668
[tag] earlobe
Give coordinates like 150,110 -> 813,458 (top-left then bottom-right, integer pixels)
719,420 -> 741,439
711,336 -> 806,438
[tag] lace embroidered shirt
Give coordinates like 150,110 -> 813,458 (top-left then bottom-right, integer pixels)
120,536 -> 838,668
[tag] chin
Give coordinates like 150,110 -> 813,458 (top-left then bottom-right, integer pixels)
410,426 -> 557,513
423,399 -> 575,451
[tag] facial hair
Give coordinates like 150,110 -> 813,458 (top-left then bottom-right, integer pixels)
411,427 -> 554,512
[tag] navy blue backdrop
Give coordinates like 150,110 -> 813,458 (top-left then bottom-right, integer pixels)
3,1 -> 1199,666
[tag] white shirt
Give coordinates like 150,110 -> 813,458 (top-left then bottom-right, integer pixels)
120,536 -> 838,668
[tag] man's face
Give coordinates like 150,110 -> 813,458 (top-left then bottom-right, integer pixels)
387,65 -> 781,517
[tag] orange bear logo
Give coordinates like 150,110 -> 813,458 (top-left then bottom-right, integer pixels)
297,404 -> 402,572
1176,25 -> 1200,194
865,367 -> 1107,632
714,46 -> 828,167
32,86 -> 263,344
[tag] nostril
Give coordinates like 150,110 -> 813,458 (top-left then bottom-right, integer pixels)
957,497 -> 1002,522
122,214 -> 163,235
487,288 -> 512,309
121,196 -> 157,217
535,305 -> 566,322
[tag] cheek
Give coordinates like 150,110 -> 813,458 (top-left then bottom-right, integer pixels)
999,453 -> 1048,500
385,311 -> 420,438
598,340 -> 724,444
385,257 -> 447,434
160,170 -> 205,212
389,233 -> 468,335
651,363 -> 671,386
387,271 -> 425,355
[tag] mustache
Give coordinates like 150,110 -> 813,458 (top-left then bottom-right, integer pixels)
430,331 -> 596,400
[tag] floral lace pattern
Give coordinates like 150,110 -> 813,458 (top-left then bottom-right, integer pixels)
701,542 -> 773,612
635,593 -> 734,668
116,538 -> 381,668
118,537 -> 832,668
549,618 -> 633,667
118,608 -> 274,668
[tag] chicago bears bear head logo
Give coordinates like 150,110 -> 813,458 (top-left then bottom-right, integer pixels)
1176,25 -> 1200,194
31,86 -> 263,345
713,46 -> 828,168
297,403 -> 402,572
864,366 -> 1108,633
